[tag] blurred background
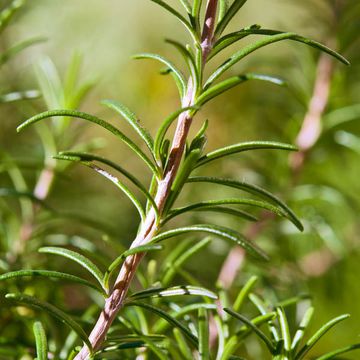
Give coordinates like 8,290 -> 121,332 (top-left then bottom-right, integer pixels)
1,0 -> 359,358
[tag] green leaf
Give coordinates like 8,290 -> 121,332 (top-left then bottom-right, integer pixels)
166,39 -> 200,91
152,224 -> 269,261
291,307 -> 314,351
0,90 -> 40,103
196,73 -> 284,106
55,151 -> 158,217
187,176 -> 303,231
198,308 -> 210,360
101,99 -> 155,156
0,270 -> 105,295
154,303 -> 216,333
196,141 -> 297,168
133,53 -> 186,98
277,307 -> 291,351
173,328 -> 193,360
178,0 -> 192,14
218,0 -> 230,24
206,32 -> 349,87
214,0 -> 248,39
191,0 -> 202,32
249,293 -> 279,342
233,276 -> 258,312
17,110 -> 160,176
129,285 -> 217,301
315,343 -> 360,360
33,321 -> 47,360
224,308 -> 275,353
164,198 -> 292,225
0,36 -> 46,67
54,157 -> 146,223
6,293 -> 92,353
296,314 -> 350,360
150,0 -> 198,43
104,244 -> 163,289
0,0 -> 25,33
38,247 -> 105,292
154,106 -> 198,162
127,301 -> 198,346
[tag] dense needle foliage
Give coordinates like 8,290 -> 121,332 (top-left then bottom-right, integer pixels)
0,0 -> 359,359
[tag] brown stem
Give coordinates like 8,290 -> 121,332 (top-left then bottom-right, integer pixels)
75,1 -> 219,358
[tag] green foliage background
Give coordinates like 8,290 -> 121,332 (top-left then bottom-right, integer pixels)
0,0 -> 359,358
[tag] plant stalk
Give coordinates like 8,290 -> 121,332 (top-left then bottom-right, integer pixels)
74,1 -> 218,358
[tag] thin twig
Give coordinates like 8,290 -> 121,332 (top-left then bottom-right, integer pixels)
75,1 -> 219,358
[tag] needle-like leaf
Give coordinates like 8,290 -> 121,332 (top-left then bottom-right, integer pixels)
277,307 -> 291,352
0,270 -> 105,295
127,301 -> 198,346
224,308 -> 275,353
33,321 -> 48,360
164,198 -> 290,225
196,141 -> 297,168
38,247 -> 105,292
233,276 -> 258,312
16,110 -> 160,176
0,0 -> 25,33
101,99 -> 155,156
150,0 -> 198,43
315,344 -> 360,360
152,224 -> 269,261
296,314 -> 351,360
54,157 -> 146,223
0,90 -> 40,103
129,285 -> 217,301
187,176 -> 303,230
196,73 -> 285,106
291,307 -> 314,351
198,308 -> 210,360
214,0 -> 249,39
6,293 -> 93,353
55,151 -> 158,216
206,32 -> 349,88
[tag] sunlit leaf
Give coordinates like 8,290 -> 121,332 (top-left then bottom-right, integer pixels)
127,301 -> 198,346
196,141 -> 297,168
214,0 -> 248,38
0,90 -> 40,103
196,74 -> 284,106
198,308 -> 210,360
17,110 -> 160,176
296,314 -> 350,360
315,343 -> 360,360
38,246 -> 105,292
129,285 -> 217,301
187,176 -> 303,230
150,0 -> 198,43
291,307 -> 314,351
55,151 -> 158,216
152,224 -> 269,260
33,321 -> 47,360
0,270 -> 105,295
101,99 -> 155,156
206,32 -> 349,87
224,308 -> 275,352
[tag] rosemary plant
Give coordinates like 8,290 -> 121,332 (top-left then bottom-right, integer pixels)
2,0 -> 358,359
